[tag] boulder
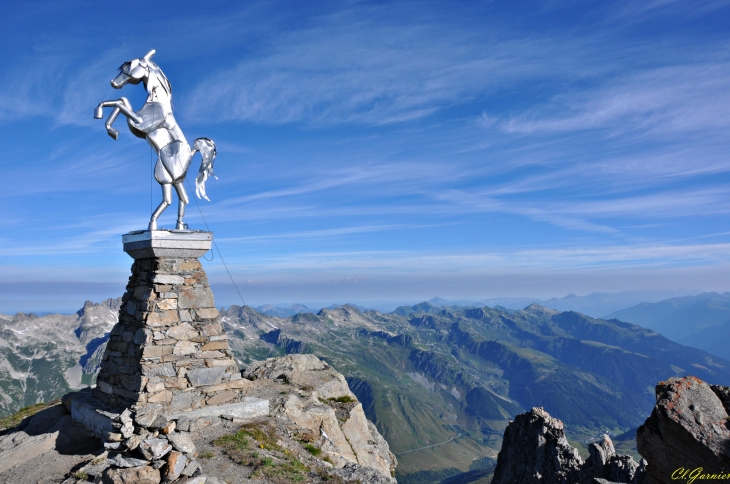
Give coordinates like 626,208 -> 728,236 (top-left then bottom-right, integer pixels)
102,465 -> 161,484
243,353 -> 355,400
167,432 -> 197,454
138,438 -> 172,460
637,376 -> 730,484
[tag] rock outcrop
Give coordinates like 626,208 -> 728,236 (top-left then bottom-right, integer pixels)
492,407 -> 646,484
244,354 -> 397,479
637,376 -> 730,484
0,354 -> 396,484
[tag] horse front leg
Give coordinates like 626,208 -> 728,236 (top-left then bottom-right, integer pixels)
94,98 -> 141,140
103,107 -> 121,140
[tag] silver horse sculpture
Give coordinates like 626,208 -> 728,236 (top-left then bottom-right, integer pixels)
94,49 -> 216,230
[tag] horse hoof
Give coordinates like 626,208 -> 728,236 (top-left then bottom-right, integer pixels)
107,128 -> 119,140
94,106 -> 103,119
148,221 -> 157,231
176,222 -> 186,230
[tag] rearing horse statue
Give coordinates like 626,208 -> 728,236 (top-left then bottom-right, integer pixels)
94,49 -> 216,231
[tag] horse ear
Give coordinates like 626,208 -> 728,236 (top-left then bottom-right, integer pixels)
143,49 -> 156,62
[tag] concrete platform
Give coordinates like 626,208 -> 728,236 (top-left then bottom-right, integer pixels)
122,230 -> 212,259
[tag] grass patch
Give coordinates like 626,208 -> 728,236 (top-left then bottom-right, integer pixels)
72,471 -> 89,480
304,444 -> 321,456
0,400 -> 61,431
328,395 -> 354,403
213,422 -> 311,483
199,450 -> 215,459
213,429 -> 250,451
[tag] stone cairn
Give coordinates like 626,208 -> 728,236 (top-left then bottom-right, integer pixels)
94,255 -> 247,410
69,230 -> 265,484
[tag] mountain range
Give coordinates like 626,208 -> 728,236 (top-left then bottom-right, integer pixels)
2,295 -> 730,482
607,292 -> 730,360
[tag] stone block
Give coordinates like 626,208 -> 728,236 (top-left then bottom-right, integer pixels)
162,376 -> 189,389
207,391 -> 237,406
146,310 -> 179,327
70,388 -> 119,439
188,367 -> 226,386
173,341 -> 197,355
201,341 -> 228,351
205,358 -> 237,368
109,453 -> 149,469
142,345 -> 170,359
178,287 -> 215,309
198,350 -> 225,359
165,451 -> 188,481
195,308 -> 220,319
146,380 -> 166,393
201,379 -> 252,394
166,323 -> 196,341
152,274 -> 185,285
170,391 -> 197,410
139,438 -> 173,460
178,260 -> 202,271
202,322 -> 223,336
179,309 -> 193,322
182,459 -> 199,476
156,298 -> 178,310
167,432 -> 196,454
102,465 -> 161,484
142,362 -> 176,377
148,390 -> 173,403
167,398 -> 269,420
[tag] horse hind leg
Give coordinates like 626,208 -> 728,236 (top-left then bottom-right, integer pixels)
149,183 -> 173,231
173,182 -> 190,230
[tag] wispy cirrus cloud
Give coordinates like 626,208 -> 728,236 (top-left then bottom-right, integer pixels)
183,4 -> 584,126
498,61 -> 730,138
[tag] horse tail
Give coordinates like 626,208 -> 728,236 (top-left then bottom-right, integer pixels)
192,138 -> 217,201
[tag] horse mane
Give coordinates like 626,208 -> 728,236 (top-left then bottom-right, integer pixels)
147,61 -> 172,96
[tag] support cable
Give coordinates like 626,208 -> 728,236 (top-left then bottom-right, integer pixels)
185,178 -> 247,308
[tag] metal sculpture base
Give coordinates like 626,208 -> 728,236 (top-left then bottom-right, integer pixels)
123,230 -> 212,259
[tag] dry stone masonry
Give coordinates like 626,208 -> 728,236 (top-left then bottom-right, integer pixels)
94,231 -> 250,412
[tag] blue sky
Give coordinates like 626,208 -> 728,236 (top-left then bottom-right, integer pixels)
2,0 -> 730,312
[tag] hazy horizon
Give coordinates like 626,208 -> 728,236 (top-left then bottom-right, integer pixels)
0,281 -> 709,316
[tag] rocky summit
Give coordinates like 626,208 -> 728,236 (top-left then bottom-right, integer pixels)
0,353 -> 396,483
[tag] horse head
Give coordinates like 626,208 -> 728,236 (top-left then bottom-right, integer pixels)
111,50 -> 157,89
